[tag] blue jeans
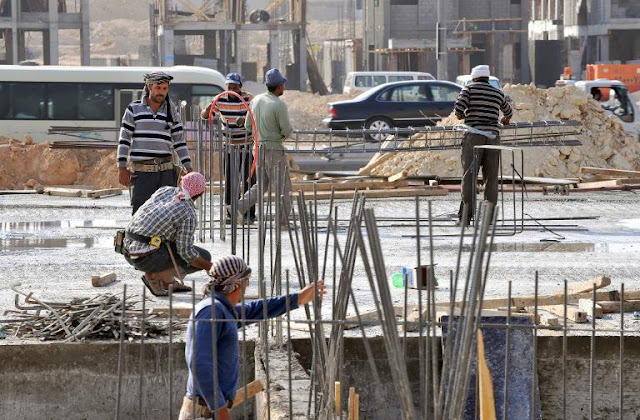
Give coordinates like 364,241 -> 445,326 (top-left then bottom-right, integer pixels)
125,243 -> 211,274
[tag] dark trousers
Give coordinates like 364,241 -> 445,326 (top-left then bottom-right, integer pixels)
459,132 -> 500,221
131,169 -> 177,214
125,243 -> 211,274
225,144 -> 256,217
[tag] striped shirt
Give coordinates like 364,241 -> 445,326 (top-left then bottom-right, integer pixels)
124,186 -> 199,263
117,95 -> 192,169
203,91 -> 254,144
454,81 -> 513,133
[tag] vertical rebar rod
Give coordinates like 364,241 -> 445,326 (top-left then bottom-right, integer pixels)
503,280 -> 512,420
168,285 -> 174,419
619,283 -> 624,420
590,284 -> 596,419
562,279 -> 568,420
138,286 -> 146,419
531,271 -> 539,420
115,284 -> 127,420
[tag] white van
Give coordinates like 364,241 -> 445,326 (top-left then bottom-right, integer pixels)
343,71 -> 435,94
455,74 -> 502,89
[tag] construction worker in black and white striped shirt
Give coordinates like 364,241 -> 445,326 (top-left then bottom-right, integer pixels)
118,71 -> 193,213
454,65 -> 513,226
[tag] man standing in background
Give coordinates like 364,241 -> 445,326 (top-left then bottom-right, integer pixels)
201,73 -> 256,223
454,65 -> 513,226
118,71 -> 193,213
235,68 -> 293,227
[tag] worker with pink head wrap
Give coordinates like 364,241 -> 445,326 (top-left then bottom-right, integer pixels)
121,172 -> 214,296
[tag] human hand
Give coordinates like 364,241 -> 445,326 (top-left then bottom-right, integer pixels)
298,281 -> 326,305
235,116 -> 246,127
500,117 -> 510,125
118,168 -> 132,187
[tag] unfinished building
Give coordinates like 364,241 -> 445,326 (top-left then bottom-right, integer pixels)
0,0 -> 89,65
153,0 -> 308,89
362,0 -> 531,84
529,0 -> 640,87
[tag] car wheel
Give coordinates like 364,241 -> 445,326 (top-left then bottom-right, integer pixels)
366,117 -> 393,141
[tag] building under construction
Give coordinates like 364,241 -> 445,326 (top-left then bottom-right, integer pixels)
152,0 -> 311,90
0,0 -> 89,65
529,0 -> 640,87
362,0 -> 531,84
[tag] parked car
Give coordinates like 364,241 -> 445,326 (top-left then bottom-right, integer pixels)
455,74 -> 502,89
324,80 -> 462,140
343,71 -> 435,95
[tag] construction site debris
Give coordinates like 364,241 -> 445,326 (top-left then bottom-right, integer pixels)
361,85 -> 640,179
5,287 -> 177,341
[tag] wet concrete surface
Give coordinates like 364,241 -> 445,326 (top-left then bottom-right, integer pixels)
1,190 -> 640,337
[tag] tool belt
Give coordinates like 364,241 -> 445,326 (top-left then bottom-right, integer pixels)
125,231 -> 163,248
178,396 -> 213,420
129,157 -> 174,173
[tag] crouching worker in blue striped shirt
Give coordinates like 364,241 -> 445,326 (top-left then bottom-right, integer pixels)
122,172 -> 212,297
179,255 -> 326,420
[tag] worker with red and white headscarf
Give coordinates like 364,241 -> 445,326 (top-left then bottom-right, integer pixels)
121,172 -> 213,296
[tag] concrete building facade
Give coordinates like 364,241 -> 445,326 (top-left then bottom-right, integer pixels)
529,0 -> 640,79
0,0 -> 89,65
363,0 -> 531,84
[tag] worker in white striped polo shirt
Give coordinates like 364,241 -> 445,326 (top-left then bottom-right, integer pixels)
117,71 -> 193,213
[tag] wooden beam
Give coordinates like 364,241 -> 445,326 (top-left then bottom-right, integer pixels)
232,380 -> 264,408
578,299 -> 603,318
580,166 -> 640,177
387,170 -> 409,182
477,330 -> 497,420
44,187 -> 83,197
476,289 -> 620,310
87,188 -> 123,198
597,300 -> 640,313
91,272 -> 117,287
535,305 -> 587,323
557,275 -> 611,295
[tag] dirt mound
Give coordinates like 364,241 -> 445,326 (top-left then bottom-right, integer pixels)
284,91 -> 354,130
362,85 -> 640,178
0,137 -> 119,190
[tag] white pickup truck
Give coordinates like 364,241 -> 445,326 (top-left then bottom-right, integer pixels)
557,79 -> 639,141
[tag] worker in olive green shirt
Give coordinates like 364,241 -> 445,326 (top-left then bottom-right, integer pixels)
236,68 -> 293,226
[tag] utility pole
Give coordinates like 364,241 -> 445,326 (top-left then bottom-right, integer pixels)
436,0 -> 448,80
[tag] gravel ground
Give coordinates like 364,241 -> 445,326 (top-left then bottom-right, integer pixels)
1,189 -> 639,340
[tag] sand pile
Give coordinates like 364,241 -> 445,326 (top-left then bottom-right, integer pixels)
285,91 -> 354,130
362,85 -> 640,178
0,137 -> 119,190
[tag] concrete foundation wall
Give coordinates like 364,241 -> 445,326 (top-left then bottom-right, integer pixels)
0,341 -> 255,420
293,336 -> 640,419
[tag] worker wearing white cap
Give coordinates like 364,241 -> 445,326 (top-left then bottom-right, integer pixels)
453,65 -> 513,226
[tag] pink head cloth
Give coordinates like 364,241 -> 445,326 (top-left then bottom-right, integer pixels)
180,172 -> 206,199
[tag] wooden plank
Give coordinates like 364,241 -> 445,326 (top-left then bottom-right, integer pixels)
335,382 -> 341,416
578,299 -> 603,318
44,187 -> 83,197
91,272 -> 117,287
618,178 -> 640,185
580,166 -> 640,177
557,275 -> 611,295
476,289 -> 620,310
477,330 -> 497,420
153,303 -> 193,319
232,379 -> 264,408
387,170 -> 409,182
536,305 -> 587,323
292,187 -> 448,200
597,300 -> 640,314
0,190 -> 40,195
87,188 -> 123,198
576,180 -> 620,189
